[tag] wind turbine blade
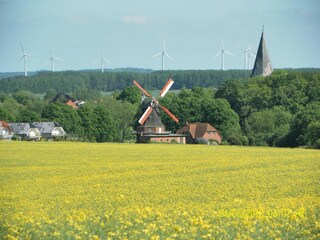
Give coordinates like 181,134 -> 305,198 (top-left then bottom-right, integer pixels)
165,52 -> 174,62
225,50 -> 233,56
213,52 -> 221,58
163,39 -> 166,51
152,52 -> 162,58
103,58 -> 111,64
18,55 -> 25,63
138,106 -> 153,125
55,56 -> 64,61
160,105 -> 179,123
20,42 -> 25,54
221,38 -> 224,49
159,78 -> 174,98
133,80 -> 152,98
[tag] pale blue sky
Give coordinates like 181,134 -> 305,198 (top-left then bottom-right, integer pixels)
0,0 -> 319,72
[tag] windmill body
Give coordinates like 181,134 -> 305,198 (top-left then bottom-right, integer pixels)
133,79 -> 185,144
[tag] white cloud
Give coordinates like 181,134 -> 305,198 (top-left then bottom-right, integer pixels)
123,16 -> 146,24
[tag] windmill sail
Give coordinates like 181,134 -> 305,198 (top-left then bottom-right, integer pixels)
251,30 -> 273,77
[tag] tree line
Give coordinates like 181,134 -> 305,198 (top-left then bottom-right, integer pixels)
0,69 -> 319,148
0,70 -> 250,94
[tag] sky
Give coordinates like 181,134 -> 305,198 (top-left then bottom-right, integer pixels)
0,0 -> 319,72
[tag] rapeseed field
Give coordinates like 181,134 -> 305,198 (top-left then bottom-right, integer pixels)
0,142 -> 319,239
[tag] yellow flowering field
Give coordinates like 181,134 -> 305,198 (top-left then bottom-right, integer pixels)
0,142 -> 319,239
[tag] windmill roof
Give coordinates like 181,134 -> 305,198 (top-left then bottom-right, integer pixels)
251,31 -> 273,77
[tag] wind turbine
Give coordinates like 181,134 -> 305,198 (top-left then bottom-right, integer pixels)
214,38 -> 233,70
48,51 -> 63,72
237,45 -> 254,70
153,40 -> 174,71
19,42 -> 33,77
96,52 -> 111,73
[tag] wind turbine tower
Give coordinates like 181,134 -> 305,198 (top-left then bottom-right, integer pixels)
97,52 -> 111,73
214,39 -> 233,70
153,40 -> 174,71
19,42 -> 33,77
49,51 -> 63,72
238,45 -> 254,70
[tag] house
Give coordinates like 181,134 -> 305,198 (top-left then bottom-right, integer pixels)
136,106 -> 186,144
32,122 -> 66,140
51,93 -> 84,109
176,122 -> 222,144
9,123 -> 41,141
0,121 -> 13,140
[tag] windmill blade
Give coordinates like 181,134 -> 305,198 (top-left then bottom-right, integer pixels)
221,38 -> 224,49
160,105 -> 179,123
159,79 -> 174,98
163,39 -> 166,51
165,52 -> 174,62
152,52 -> 162,58
133,80 -> 152,98
138,106 -> 153,125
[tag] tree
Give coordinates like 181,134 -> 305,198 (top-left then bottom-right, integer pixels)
202,98 -> 242,142
306,122 -> 320,149
42,102 -> 84,138
103,97 -> 138,142
116,86 -> 142,105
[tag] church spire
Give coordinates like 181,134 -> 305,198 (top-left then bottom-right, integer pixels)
251,26 -> 273,77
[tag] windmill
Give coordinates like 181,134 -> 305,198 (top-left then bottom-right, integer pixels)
48,51 -> 63,72
133,79 -> 178,127
96,52 -> 111,73
214,38 -> 233,70
237,45 -> 254,70
153,40 -> 174,71
19,42 -> 33,77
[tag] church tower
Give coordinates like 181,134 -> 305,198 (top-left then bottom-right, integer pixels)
251,27 -> 273,77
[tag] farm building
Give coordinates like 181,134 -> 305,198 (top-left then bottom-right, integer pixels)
32,122 -> 66,140
9,123 -> 41,141
176,122 -> 222,144
136,107 -> 186,144
0,121 -> 13,140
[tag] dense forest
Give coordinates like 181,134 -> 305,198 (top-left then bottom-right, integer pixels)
0,70 -> 250,93
0,69 -> 319,148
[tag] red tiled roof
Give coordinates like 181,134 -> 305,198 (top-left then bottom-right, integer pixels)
176,122 -> 222,139
0,121 -> 11,128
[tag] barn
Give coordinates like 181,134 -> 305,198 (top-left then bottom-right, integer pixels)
176,122 -> 222,144
0,121 -> 13,140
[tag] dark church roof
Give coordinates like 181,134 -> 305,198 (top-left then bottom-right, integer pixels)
251,29 -> 273,77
